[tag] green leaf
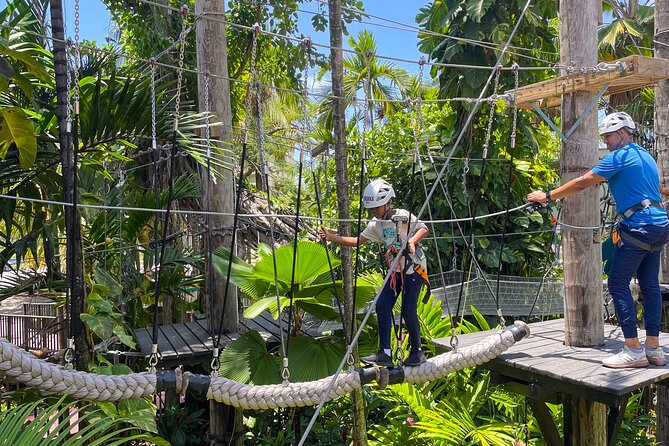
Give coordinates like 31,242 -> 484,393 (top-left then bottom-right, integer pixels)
286,336 -> 344,382
113,324 -> 137,349
118,399 -> 158,433
81,312 -> 114,340
0,107 -> 37,169
218,330 -> 281,385
253,241 -> 341,286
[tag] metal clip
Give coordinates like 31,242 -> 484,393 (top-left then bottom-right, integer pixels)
281,357 -> 290,383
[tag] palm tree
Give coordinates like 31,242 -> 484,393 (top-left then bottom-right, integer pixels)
599,0 -> 654,59
315,30 -> 411,136
598,0 -> 655,121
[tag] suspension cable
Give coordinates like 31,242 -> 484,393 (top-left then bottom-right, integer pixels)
148,5 -> 190,372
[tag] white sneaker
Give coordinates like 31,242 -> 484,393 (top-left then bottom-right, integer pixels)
645,347 -> 668,366
602,346 -> 649,368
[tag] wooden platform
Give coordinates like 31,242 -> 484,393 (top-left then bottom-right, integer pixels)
435,319 -> 669,445
434,319 -> 669,407
133,313 -> 305,368
506,55 -> 669,109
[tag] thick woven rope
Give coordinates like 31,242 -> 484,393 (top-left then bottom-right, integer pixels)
208,321 -> 529,409
0,321 -> 527,406
0,338 -> 156,401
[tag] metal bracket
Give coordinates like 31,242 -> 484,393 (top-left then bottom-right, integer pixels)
529,82 -> 611,143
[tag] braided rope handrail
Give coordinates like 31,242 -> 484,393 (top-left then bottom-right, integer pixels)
0,321 -> 529,406
0,338 -> 157,401
207,321 -> 530,409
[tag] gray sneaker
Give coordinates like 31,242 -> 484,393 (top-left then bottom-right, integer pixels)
646,347 -> 668,366
602,346 -> 649,368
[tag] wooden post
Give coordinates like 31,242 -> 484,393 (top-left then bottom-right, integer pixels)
559,0 -> 606,444
328,1 -> 368,444
195,1 -> 240,445
655,0 -> 669,443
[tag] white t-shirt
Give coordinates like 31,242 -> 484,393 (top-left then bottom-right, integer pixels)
360,208 -> 428,274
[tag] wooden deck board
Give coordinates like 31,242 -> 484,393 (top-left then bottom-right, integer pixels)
434,318 -> 669,406
506,55 -> 669,109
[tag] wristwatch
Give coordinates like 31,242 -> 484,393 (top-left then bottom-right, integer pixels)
545,190 -> 552,202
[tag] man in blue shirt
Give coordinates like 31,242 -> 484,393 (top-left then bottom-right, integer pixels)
527,111 -> 669,368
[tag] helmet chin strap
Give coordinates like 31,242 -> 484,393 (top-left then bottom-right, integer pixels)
381,203 -> 393,219
610,130 -> 630,152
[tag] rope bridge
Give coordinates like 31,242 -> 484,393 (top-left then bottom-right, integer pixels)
0,321 -> 529,408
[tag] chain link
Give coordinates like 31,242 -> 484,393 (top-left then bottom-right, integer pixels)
362,51 -> 373,167
481,64 -> 503,159
72,0 -> 80,110
510,63 -> 520,149
173,6 -> 189,129
150,58 -> 157,151
462,157 -> 470,201
66,38 -> 73,130
204,71 -> 211,158
299,37 -> 311,165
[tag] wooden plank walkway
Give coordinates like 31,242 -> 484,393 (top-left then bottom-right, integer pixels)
133,316 -> 288,368
434,319 -> 669,406
134,319 -> 242,367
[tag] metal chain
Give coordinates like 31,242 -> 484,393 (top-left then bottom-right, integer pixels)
363,50 -> 373,167
66,38 -> 73,130
204,71 -> 211,158
461,157 -> 470,202
510,63 -> 520,149
300,37 -> 312,162
150,59 -> 157,151
481,64 -> 503,159
72,0 -> 80,106
173,6 -> 189,129
244,23 -> 260,141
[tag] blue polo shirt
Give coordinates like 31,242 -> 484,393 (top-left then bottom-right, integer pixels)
592,142 -> 667,227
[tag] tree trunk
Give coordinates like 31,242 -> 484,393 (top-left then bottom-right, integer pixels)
328,1 -> 368,445
195,1 -> 240,445
559,0 -> 606,443
655,1 -> 669,443
50,0 -> 88,371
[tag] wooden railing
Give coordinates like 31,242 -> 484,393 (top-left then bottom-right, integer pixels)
0,313 -> 63,351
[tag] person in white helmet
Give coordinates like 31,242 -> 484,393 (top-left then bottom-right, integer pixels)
319,179 -> 429,367
527,111 -> 669,368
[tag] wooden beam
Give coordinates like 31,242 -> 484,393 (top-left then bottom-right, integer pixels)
528,398 -> 564,446
507,55 -> 669,109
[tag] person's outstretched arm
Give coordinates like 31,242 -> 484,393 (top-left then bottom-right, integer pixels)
527,171 -> 605,203
319,226 -> 368,247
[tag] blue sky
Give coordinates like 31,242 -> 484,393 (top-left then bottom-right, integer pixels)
63,0 -> 426,72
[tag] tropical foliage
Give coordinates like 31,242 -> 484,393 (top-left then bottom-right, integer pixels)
0,395 -> 167,446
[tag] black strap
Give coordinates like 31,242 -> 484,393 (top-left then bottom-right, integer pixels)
617,228 -> 665,252
619,200 -> 662,219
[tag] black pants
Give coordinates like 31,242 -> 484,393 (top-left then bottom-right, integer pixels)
376,272 -> 423,351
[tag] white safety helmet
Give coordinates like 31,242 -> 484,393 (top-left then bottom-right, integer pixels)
599,112 -> 636,136
362,179 -> 395,208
